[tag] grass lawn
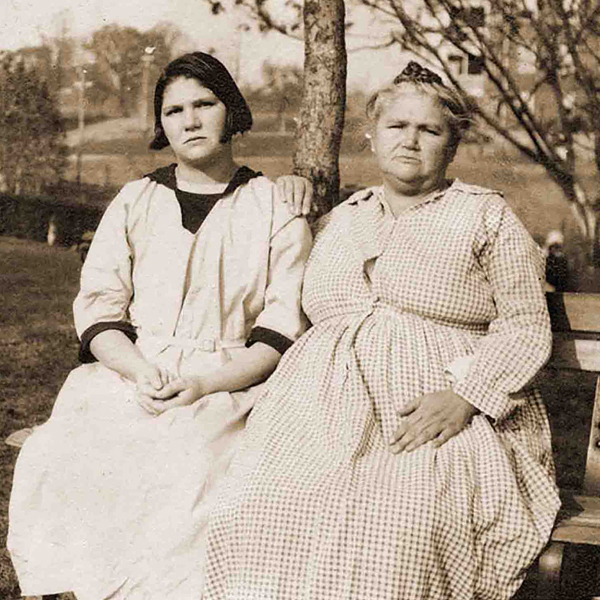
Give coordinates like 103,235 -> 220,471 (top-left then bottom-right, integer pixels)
0,237 -> 81,599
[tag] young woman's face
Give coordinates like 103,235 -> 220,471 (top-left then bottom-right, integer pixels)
372,88 -> 455,196
160,76 -> 229,168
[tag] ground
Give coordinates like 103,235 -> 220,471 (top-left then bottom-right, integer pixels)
0,237 -> 81,599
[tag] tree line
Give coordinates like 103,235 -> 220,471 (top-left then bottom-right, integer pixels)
5,0 -> 600,266
0,22 -> 182,197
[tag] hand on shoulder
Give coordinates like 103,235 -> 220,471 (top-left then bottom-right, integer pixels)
275,175 -> 314,216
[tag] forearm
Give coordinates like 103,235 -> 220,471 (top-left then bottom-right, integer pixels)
89,329 -> 149,382
200,342 -> 281,396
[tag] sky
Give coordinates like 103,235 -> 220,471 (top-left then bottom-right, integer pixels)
2,0 -> 407,91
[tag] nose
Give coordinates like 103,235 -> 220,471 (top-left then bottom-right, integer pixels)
401,126 -> 419,149
184,106 -> 200,129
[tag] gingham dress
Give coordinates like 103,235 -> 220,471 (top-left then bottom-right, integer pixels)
203,180 -> 561,600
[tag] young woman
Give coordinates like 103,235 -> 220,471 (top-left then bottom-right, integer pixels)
8,51 -> 312,600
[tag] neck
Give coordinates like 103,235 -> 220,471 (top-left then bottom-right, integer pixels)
382,178 -> 448,217
176,148 -> 239,186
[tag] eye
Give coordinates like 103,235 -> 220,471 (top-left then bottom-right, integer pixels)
194,100 -> 216,108
163,106 -> 182,116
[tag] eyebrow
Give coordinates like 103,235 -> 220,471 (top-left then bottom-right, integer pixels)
384,117 -> 443,129
162,90 -> 218,110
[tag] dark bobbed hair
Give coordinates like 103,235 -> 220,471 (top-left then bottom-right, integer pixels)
366,62 -> 474,153
149,51 -> 253,150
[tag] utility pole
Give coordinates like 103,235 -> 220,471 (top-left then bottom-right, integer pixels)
74,65 -> 87,188
140,46 -> 155,133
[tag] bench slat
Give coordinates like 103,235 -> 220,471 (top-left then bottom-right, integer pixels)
552,493 -> 600,545
551,525 -> 600,545
547,292 -> 600,333
547,334 -> 600,372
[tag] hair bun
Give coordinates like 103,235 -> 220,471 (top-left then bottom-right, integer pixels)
393,61 -> 444,86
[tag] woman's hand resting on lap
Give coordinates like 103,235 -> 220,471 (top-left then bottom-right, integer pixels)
135,363 -> 171,397
390,389 -> 478,453
137,376 -> 207,415
133,363 -> 176,415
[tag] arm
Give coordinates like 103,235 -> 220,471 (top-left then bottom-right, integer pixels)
391,199 -> 551,452
450,202 -> 551,421
90,330 -> 169,396
74,182 -> 167,395
146,342 -> 281,412
151,208 -> 312,413
74,184 -> 136,353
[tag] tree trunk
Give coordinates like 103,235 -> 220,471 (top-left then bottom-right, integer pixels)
293,0 -> 347,218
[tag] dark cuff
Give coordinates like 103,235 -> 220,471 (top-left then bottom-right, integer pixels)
245,326 -> 293,355
79,321 -> 138,364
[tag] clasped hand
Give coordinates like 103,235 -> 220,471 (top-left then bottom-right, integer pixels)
134,363 -> 205,416
389,388 -> 478,453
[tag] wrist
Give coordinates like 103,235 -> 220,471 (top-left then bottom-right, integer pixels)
132,359 -> 155,383
452,389 -> 478,419
191,375 -> 212,398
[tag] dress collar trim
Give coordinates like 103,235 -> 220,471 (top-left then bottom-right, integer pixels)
346,178 -> 461,208
144,163 -> 262,195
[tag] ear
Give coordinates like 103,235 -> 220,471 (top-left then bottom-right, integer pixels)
365,132 -> 375,153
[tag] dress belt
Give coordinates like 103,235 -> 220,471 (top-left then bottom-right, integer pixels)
142,335 -> 247,353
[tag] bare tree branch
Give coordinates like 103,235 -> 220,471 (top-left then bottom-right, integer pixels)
353,0 -> 600,259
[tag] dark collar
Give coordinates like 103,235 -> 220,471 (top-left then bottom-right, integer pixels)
145,163 -> 262,195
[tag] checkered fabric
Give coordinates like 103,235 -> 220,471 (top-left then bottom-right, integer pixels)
203,180 -> 561,600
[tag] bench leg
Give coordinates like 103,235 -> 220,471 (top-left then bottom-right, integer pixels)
537,541 -> 565,600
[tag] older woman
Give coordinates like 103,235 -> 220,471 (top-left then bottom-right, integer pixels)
8,52 -> 312,600
202,62 -> 560,600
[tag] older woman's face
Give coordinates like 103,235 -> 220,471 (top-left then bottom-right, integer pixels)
372,89 -> 455,196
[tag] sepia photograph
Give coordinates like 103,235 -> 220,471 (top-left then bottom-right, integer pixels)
1,0 -> 600,599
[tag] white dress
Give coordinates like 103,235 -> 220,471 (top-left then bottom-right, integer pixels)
7,171 -> 312,600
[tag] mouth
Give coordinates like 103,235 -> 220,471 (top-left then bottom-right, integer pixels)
185,136 -> 206,144
395,155 -> 420,163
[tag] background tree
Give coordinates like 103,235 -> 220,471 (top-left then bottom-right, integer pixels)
40,15 -> 78,99
84,24 -> 178,117
0,51 -> 68,195
257,62 -> 304,133
205,0 -> 347,214
357,0 -> 600,264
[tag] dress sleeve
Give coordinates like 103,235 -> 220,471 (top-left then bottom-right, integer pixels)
73,184 -> 136,360
247,196 -> 313,354
452,198 -> 552,422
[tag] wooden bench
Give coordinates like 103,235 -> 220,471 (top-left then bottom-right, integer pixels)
532,292 -> 600,599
